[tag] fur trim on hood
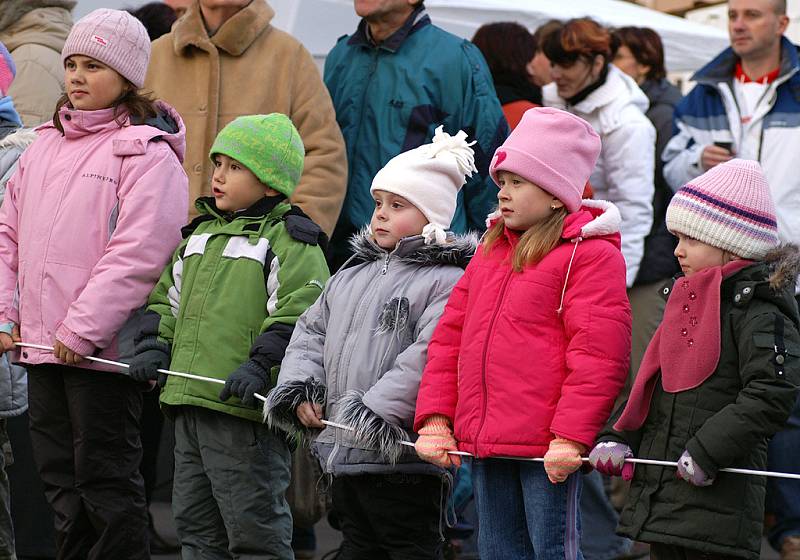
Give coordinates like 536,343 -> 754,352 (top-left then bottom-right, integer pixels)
765,244 -> 800,291
0,1 -> 75,34
348,228 -> 477,270
265,377 -> 326,435
336,391 -> 410,464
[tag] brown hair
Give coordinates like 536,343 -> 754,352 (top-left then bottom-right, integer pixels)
542,18 -> 611,67
52,85 -> 158,135
482,207 -> 568,272
532,19 -> 563,54
472,22 -> 536,79
611,26 -> 667,81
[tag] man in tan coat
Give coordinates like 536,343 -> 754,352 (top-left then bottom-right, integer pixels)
145,0 -> 347,235
0,0 -> 74,127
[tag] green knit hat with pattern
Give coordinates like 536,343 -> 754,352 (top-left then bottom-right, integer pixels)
209,113 -> 305,197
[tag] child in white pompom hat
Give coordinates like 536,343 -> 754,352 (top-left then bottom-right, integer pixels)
266,127 -> 478,556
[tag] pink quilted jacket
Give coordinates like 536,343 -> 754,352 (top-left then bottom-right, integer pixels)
414,200 -> 632,458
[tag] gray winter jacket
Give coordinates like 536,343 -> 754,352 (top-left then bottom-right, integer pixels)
0,124 -> 36,417
267,231 -> 475,476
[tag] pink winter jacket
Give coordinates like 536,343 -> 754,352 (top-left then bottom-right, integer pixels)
414,200 -> 632,458
0,102 -> 189,371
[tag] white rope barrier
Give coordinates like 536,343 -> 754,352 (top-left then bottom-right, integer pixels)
15,342 -> 800,481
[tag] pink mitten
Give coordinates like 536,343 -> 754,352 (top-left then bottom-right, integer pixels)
544,438 -> 586,483
588,441 -> 635,481
414,414 -> 460,469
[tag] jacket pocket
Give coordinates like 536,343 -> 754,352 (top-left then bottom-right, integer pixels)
504,271 -> 562,323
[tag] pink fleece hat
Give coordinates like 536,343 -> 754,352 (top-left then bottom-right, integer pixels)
0,41 -> 15,96
490,107 -> 601,213
62,9 -> 150,88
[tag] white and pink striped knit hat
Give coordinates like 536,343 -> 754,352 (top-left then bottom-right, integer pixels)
666,159 -> 778,259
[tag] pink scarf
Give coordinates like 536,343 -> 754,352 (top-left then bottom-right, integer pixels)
615,260 -> 752,431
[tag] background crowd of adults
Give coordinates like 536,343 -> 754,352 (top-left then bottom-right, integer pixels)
0,0 -> 798,559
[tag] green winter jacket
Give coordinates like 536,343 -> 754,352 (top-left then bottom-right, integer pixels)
600,247 -> 800,559
141,196 -> 329,422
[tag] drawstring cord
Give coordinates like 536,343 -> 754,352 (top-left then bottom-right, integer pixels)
15,342 -> 800,481
557,237 -> 582,315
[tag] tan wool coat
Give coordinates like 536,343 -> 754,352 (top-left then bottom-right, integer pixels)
144,0 -> 347,235
0,1 -> 75,127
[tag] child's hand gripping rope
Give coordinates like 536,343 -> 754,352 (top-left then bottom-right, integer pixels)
414,414 -> 461,469
16,342 -> 800,482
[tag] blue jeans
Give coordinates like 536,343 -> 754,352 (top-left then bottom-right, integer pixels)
580,470 -> 632,560
767,393 -> 800,549
472,458 -> 583,560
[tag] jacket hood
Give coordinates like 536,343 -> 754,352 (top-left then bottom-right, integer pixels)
763,244 -> 800,291
172,0 -> 274,56
543,65 -> 650,115
641,78 -> 682,109
0,2 -> 74,49
561,199 -> 622,244
349,229 -> 477,270
693,36 -> 800,86
37,100 -> 187,163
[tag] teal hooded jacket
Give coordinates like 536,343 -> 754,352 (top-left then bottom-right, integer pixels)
324,7 -> 509,238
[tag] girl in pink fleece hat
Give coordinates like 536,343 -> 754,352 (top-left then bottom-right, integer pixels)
414,107 -> 632,559
0,9 -> 188,558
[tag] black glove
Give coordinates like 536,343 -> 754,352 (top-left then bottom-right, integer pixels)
129,340 -> 171,387
219,359 -> 270,407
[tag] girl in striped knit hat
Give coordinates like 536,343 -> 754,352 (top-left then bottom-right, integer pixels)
589,158 -> 800,560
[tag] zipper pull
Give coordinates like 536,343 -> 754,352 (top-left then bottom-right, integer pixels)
381,254 -> 390,275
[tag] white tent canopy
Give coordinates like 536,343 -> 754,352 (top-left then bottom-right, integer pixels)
269,0 -> 728,74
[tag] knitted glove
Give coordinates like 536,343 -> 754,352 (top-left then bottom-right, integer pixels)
129,343 -> 170,387
589,441 -> 635,481
544,438 -> 586,484
676,450 -> 714,487
414,414 -> 460,469
219,359 -> 270,407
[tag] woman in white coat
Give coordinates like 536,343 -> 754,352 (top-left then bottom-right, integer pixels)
542,18 -> 656,287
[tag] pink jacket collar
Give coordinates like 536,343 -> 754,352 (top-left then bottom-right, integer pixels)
36,101 -> 187,162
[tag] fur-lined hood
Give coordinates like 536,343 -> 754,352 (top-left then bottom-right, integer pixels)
348,229 -> 477,270
763,244 -> 800,291
0,1 -> 74,45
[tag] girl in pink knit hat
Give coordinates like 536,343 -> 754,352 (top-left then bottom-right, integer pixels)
0,9 -> 188,558
414,106 -> 632,558
589,159 -> 800,560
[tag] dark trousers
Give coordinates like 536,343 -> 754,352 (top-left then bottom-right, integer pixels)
27,363 -> 149,560
332,473 -> 444,560
649,543 -> 741,560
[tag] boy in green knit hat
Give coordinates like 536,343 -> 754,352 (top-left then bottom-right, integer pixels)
130,113 -> 329,557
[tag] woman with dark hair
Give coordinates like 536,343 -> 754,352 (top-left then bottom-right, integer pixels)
128,2 -> 178,41
472,22 -> 541,129
612,26 -> 682,383
543,18 -> 655,289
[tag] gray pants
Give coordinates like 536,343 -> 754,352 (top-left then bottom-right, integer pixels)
172,406 -> 293,559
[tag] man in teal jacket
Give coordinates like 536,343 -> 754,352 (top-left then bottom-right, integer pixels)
324,0 -> 509,267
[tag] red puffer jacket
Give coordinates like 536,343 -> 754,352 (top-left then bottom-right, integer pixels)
414,200 -> 631,458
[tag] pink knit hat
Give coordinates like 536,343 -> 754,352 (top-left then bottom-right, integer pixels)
62,9 -> 150,88
666,159 -> 778,260
0,41 -> 15,97
490,107 -> 601,213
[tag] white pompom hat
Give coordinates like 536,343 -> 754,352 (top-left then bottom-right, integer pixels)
370,126 -> 477,244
